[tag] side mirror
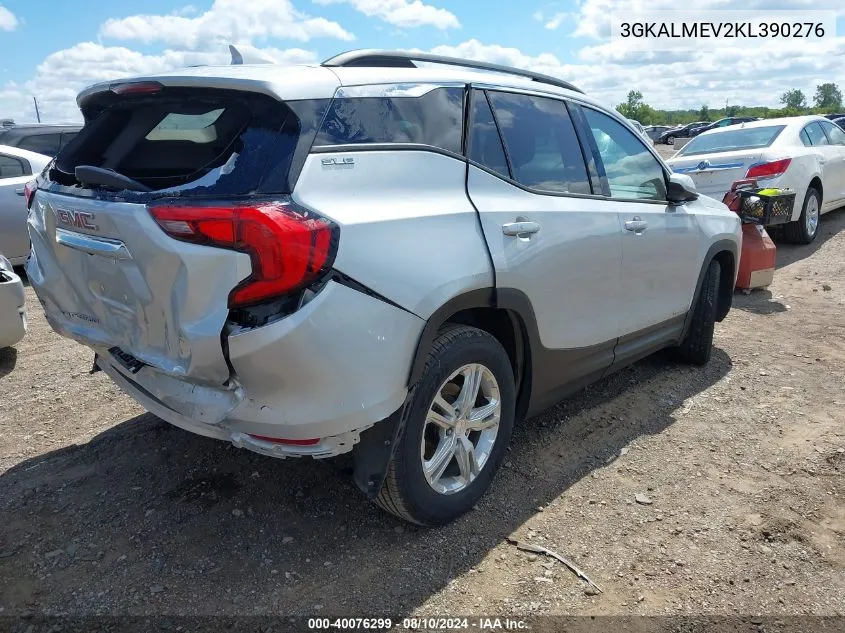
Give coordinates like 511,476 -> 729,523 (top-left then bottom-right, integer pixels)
667,172 -> 699,203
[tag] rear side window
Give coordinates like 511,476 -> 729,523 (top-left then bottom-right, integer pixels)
486,91 -> 591,195
820,120 -> 845,145
803,123 -> 829,146
18,133 -> 61,156
0,154 -> 28,179
468,91 -> 509,180
313,87 -> 463,154
50,88 -> 310,197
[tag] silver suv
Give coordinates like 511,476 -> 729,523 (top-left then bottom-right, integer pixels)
26,50 -> 741,525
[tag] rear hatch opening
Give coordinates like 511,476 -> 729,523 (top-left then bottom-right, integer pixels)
29,83 -> 338,392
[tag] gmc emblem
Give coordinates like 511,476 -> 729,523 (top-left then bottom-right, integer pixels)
55,209 -> 98,231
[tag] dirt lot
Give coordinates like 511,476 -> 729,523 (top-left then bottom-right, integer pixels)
1,189 -> 844,619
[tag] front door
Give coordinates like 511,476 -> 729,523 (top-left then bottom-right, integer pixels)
574,106 -> 701,355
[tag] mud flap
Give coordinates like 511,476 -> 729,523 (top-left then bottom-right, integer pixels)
352,389 -> 414,499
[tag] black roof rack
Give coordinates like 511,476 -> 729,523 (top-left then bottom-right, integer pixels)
321,49 -> 584,95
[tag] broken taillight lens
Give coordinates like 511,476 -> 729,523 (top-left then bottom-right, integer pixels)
148,201 -> 338,309
23,180 -> 37,210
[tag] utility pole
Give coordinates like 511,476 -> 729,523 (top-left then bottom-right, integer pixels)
33,97 -> 41,123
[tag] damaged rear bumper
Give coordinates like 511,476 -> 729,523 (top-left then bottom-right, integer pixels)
95,280 -> 424,459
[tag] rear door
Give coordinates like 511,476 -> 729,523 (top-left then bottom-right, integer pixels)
0,152 -> 33,262
466,88 -> 622,390
818,120 -> 845,206
575,104 -> 700,344
26,86 -> 326,385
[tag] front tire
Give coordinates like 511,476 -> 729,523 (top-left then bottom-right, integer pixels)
783,187 -> 821,245
376,325 -> 515,526
666,135 -> 676,145
675,259 -> 720,365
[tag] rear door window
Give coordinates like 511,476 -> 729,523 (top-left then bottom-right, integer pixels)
486,91 -> 591,195
18,133 -> 61,156
313,86 -> 464,154
804,123 -> 829,146
467,90 -> 510,180
819,120 -> 845,145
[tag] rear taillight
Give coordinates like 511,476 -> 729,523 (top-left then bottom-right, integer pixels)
746,158 -> 791,180
23,180 -> 36,210
149,201 -> 338,309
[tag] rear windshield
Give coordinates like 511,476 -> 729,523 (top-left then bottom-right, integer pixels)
48,88 -> 328,199
677,125 -> 786,157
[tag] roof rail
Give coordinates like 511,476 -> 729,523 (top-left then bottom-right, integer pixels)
321,49 -> 584,94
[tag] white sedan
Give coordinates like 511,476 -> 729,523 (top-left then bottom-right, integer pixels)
667,115 -> 845,244
0,254 -> 26,348
0,144 -> 50,265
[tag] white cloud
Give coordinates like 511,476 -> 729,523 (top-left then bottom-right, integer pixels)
427,37 -> 845,111
0,42 -> 318,124
312,0 -> 459,29
100,0 -> 354,48
544,12 -> 569,30
0,4 -> 19,31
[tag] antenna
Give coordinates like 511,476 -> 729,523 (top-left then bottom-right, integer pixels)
229,45 -> 243,66
33,97 -> 41,123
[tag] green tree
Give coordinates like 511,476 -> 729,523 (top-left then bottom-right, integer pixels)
698,105 -> 710,121
615,90 -> 657,125
780,89 -> 807,110
813,83 -> 842,110
725,104 -> 740,117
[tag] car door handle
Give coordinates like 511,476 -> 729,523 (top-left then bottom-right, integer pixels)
625,218 -> 648,232
502,221 -> 541,237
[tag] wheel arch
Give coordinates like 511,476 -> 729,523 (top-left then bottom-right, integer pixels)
683,240 -> 738,334
407,288 -> 535,423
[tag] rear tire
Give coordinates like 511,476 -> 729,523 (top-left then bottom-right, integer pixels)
783,187 -> 821,245
675,259 -> 720,365
376,325 -> 515,526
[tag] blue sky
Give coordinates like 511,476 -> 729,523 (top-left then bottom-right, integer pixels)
0,0 -> 843,123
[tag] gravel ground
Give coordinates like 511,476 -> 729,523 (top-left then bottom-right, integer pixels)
1,179 -> 843,619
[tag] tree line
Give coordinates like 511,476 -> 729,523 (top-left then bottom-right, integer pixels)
616,83 -> 842,126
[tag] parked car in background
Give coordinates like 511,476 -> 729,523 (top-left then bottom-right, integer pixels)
823,113 -> 845,121
689,117 -> 760,138
26,50 -> 741,525
0,254 -> 27,349
644,125 -> 673,141
0,124 -> 82,157
667,115 -> 845,244
831,116 -> 845,131
627,119 -> 647,137
0,145 -> 50,265
657,122 -> 707,145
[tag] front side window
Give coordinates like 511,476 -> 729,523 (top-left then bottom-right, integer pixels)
0,154 -> 27,179
582,107 -> 667,201
314,86 -> 464,154
804,123 -> 829,146
486,91 -> 591,195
